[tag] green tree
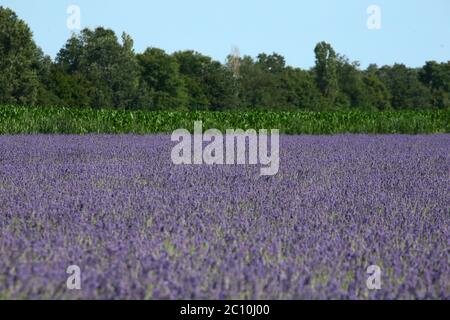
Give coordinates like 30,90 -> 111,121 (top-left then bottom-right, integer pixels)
362,76 -> 391,110
57,28 -> 139,108
256,53 -> 286,74
334,55 -> 371,109
136,48 -> 188,110
0,6 -> 40,105
314,42 -> 338,105
378,64 -> 432,109
237,53 -> 298,109
279,67 -> 323,110
173,50 -> 237,110
38,64 -> 92,107
236,55 -> 277,109
419,61 -> 450,109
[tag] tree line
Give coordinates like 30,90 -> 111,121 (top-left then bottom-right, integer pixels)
1,7 -> 449,111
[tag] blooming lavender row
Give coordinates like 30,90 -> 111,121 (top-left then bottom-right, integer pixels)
0,134 -> 449,299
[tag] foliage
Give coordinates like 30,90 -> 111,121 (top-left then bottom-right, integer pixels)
0,105 -> 448,135
136,48 -> 188,110
0,7 -> 41,105
1,7 -> 449,112
314,42 -> 338,104
55,28 -> 140,109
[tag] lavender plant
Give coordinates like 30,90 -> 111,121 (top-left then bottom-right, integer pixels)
0,135 -> 449,299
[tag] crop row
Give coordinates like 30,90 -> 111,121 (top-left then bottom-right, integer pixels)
0,106 -> 449,134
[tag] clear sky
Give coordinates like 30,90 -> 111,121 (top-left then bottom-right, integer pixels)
1,0 -> 449,69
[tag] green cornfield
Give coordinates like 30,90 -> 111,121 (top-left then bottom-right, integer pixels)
0,105 -> 449,135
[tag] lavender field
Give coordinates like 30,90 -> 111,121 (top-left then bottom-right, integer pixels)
0,134 -> 449,299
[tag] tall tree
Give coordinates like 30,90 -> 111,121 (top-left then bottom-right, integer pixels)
37,64 -> 92,107
335,56 -> 359,108
256,53 -> 286,74
377,64 -> 432,109
2,7 -> 448,112
57,28 -> 139,108
136,48 -> 188,110
314,42 -> 338,105
174,51 -> 237,110
419,61 -> 450,109
0,6 -> 40,105
279,67 -> 323,110
237,55 -> 280,109
362,67 -> 392,110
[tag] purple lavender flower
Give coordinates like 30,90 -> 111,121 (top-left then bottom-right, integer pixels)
0,134 -> 449,299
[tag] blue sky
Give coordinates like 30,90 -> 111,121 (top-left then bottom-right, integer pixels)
1,0 -> 449,68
